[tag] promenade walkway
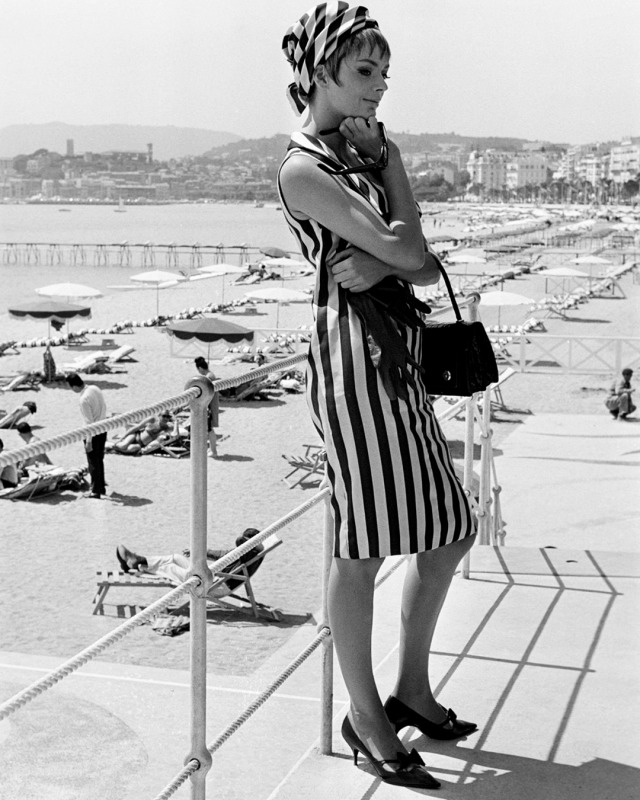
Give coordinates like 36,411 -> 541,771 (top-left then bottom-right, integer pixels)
1,412 -> 639,799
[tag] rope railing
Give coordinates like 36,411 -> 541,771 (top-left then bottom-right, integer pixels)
0,354 -> 306,470
154,542 -> 409,800
0,390 -> 198,468
0,577 -> 199,721
0,294 -> 507,798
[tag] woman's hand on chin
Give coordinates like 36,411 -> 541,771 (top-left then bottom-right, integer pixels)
337,116 -> 384,161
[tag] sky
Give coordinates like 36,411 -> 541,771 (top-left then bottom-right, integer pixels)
1,0 -> 639,145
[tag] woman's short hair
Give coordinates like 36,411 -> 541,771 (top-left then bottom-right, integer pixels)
24,401 -> 37,413
194,356 -> 208,370
306,27 -> 390,104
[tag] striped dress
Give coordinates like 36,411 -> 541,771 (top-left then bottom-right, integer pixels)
278,132 -> 474,559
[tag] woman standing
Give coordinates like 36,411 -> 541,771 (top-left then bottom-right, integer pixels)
278,2 -> 477,789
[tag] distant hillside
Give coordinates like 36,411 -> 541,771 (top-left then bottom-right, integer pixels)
203,134 -> 291,161
0,123 -> 242,160
203,131 -> 567,161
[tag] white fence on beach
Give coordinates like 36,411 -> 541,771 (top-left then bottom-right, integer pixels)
491,334 -> 640,374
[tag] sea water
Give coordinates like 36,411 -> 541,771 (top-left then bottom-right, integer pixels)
0,201 -> 466,316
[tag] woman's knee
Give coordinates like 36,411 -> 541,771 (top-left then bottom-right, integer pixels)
415,533 -> 477,572
330,556 -> 383,589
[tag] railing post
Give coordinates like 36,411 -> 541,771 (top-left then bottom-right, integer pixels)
319,475 -> 334,755
462,293 -> 480,578
184,376 -> 215,800
477,387 -> 493,545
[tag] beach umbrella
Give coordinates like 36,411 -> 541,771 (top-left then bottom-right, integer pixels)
540,267 -> 589,277
261,257 -> 308,269
539,266 -> 589,293
479,290 -> 534,326
165,318 -> 254,359
260,246 -> 289,258
35,282 -> 103,301
196,264 -> 245,302
130,269 -> 187,317
8,300 -> 92,338
569,255 -> 611,265
447,251 -> 487,264
197,263 -> 245,275
244,287 -> 310,327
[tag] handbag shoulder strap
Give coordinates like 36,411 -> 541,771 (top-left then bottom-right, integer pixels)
430,249 -> 463,322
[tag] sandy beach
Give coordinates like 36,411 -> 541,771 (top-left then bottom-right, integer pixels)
1,223 -> 638,678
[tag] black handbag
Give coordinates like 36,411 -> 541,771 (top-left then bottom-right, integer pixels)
421,262 -> 499,396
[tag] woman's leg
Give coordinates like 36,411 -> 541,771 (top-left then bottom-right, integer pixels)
329,556 -> 407,760
392,534 -> 477,720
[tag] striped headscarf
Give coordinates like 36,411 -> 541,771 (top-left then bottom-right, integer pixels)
282,2 -> 379,115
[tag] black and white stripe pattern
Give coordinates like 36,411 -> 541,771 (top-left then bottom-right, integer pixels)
278,133 -> 474,558
282,2 -> 378,114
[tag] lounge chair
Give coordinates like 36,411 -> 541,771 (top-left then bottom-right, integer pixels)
282,443 -> 326,488
0,341 -> 19,357
140,433 -> 190,458
92,533 -> 283,620
0,373 -> 42,392
61,352 -> 111,374
0,465 -> 87,501
105,345 -> 136,364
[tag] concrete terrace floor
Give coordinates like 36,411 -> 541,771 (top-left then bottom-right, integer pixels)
1,411 -> 639,799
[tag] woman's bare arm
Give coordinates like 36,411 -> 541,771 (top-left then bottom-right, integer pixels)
280,135 -> 424,270
328,246 -> 441,293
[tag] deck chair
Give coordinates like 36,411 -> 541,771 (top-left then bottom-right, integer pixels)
282,443 -> 326,488
62,352 -> 111,373
0,465 -> 87,501
140,433 -> 190,458
0,341 -> 19,357
92,533 -> 283,620
105,345 -> 136,364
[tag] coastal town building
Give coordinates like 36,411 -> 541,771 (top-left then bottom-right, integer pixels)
0,136 -> 637,204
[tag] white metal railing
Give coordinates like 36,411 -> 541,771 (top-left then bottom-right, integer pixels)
491,334 -> 640,374
0,304 -> 508,798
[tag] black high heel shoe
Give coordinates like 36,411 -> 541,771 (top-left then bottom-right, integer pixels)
341,715 -> 441,789
384,696 -> 478,740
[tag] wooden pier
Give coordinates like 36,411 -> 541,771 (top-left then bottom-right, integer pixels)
0,242 -> 260,269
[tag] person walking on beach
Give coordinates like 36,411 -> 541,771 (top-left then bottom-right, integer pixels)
606,367 -> 636,420
278,3 -> 476,789
66,372 -> 107,498
194,356 -> 221,457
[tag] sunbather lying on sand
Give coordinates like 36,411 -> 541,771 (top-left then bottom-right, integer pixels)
110,413 -> 175,454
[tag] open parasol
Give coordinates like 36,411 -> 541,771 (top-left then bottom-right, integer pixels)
165,318 -> 254,359
130,270 -> 187,317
